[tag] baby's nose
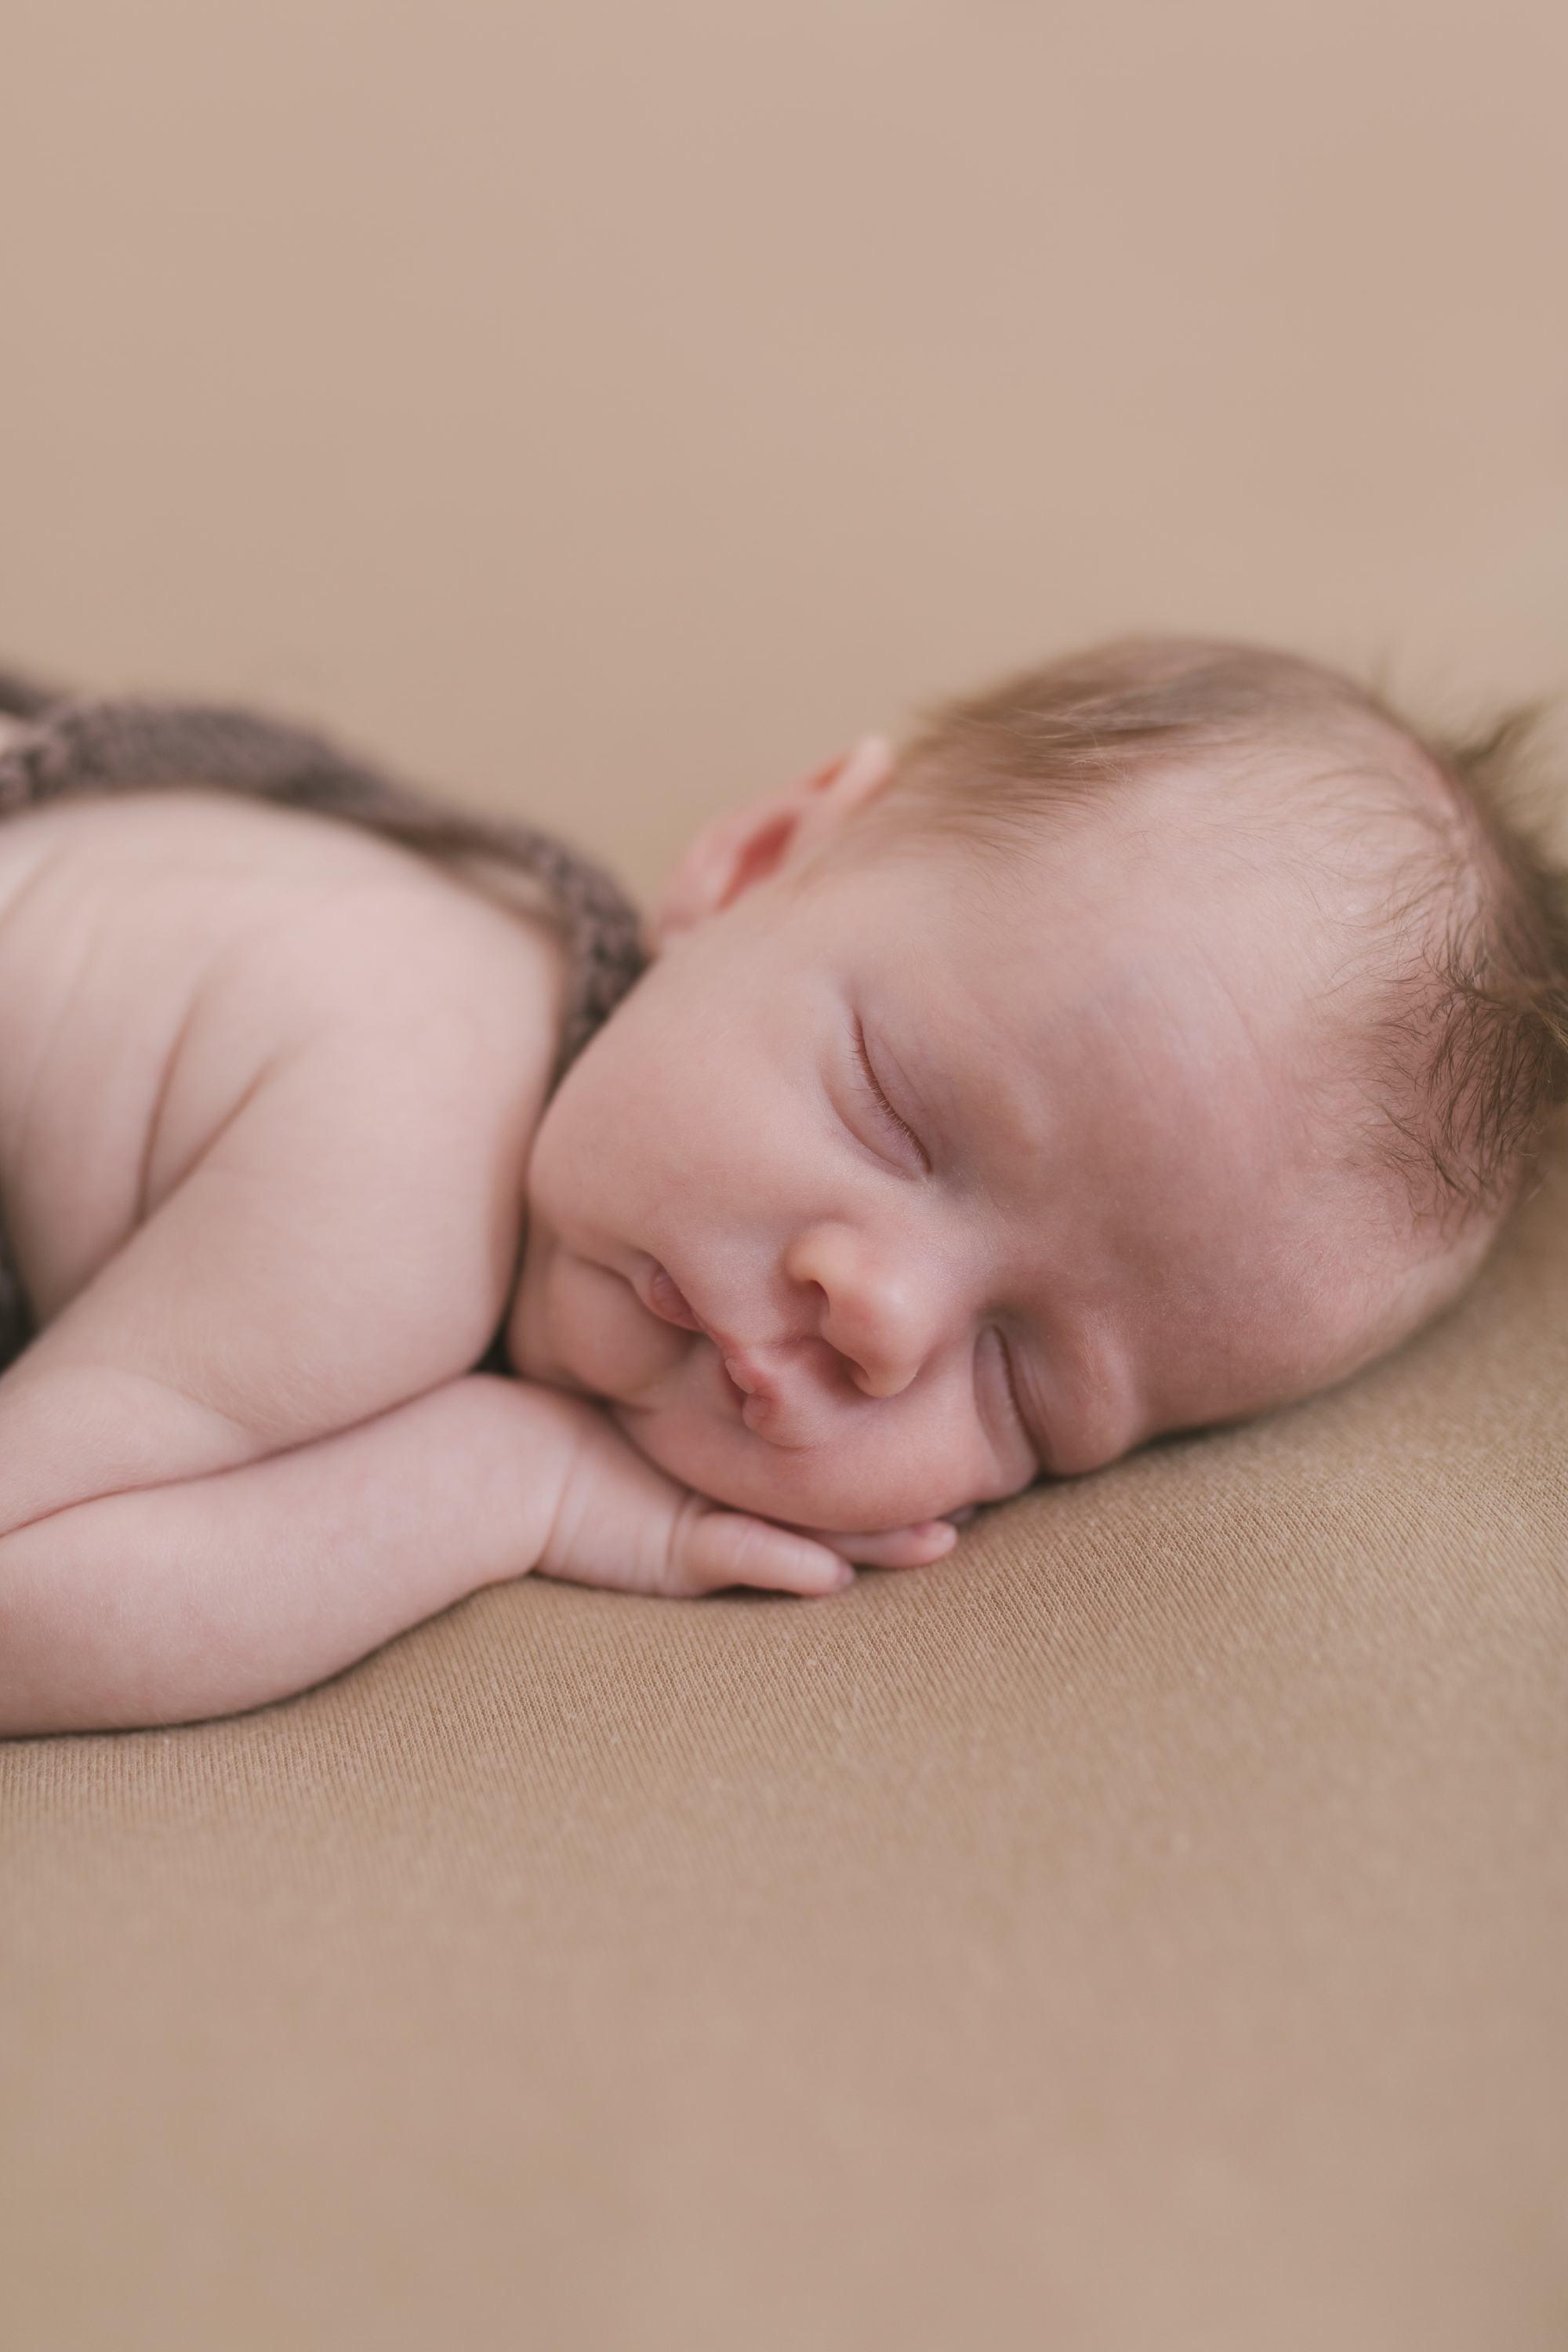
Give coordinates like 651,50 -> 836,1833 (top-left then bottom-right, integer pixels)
783,1224 -> 935,1399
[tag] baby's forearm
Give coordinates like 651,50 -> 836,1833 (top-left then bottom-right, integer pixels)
0,1375 -> 579,1737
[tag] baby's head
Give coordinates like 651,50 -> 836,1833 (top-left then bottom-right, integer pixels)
511,637 -> 1568,1534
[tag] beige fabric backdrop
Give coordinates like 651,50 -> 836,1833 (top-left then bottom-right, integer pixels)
3,0 -> 1567,895
2,2 -> 1567,2346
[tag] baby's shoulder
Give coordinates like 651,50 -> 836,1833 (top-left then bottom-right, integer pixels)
0,782 -> 568,1023
0,791 -> 568,1323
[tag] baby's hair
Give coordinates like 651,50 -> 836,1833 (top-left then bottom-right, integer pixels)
880,637 -> 1568,1225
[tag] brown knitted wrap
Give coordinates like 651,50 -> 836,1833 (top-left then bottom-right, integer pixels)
0,668 -> 649,1367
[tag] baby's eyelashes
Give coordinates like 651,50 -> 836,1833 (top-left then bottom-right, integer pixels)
851,1018 -> 931,1173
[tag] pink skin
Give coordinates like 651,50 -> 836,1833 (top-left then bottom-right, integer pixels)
510,743 -> 1484,1559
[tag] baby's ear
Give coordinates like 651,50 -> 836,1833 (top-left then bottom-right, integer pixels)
653,737 -> 894,944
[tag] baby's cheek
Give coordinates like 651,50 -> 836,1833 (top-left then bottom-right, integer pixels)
517,1254 -> 689,1398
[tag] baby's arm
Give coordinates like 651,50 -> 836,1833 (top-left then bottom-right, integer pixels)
0,1375 -> 867,1736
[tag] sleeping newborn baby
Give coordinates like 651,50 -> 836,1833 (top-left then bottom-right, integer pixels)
0,637 -> 1562,1733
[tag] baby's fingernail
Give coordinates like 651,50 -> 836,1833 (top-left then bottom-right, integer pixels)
829,1560 -> 856,1592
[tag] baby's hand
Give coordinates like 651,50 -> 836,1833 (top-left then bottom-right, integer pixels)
795,1521 -> 961,1572
535,1394 -> 957,1599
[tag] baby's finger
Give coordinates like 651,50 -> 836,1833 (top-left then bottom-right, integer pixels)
669,1504 -> 854,1599
812,1520 -> 960,1570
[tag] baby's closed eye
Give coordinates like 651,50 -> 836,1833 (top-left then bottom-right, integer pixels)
849,1017 -> 931,1171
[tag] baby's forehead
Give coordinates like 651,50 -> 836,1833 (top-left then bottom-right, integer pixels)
857,764 -> 1466,1171
848,748 -> 1375,947
842,821 -> 1334,1109
882,724 -> 1466,1007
